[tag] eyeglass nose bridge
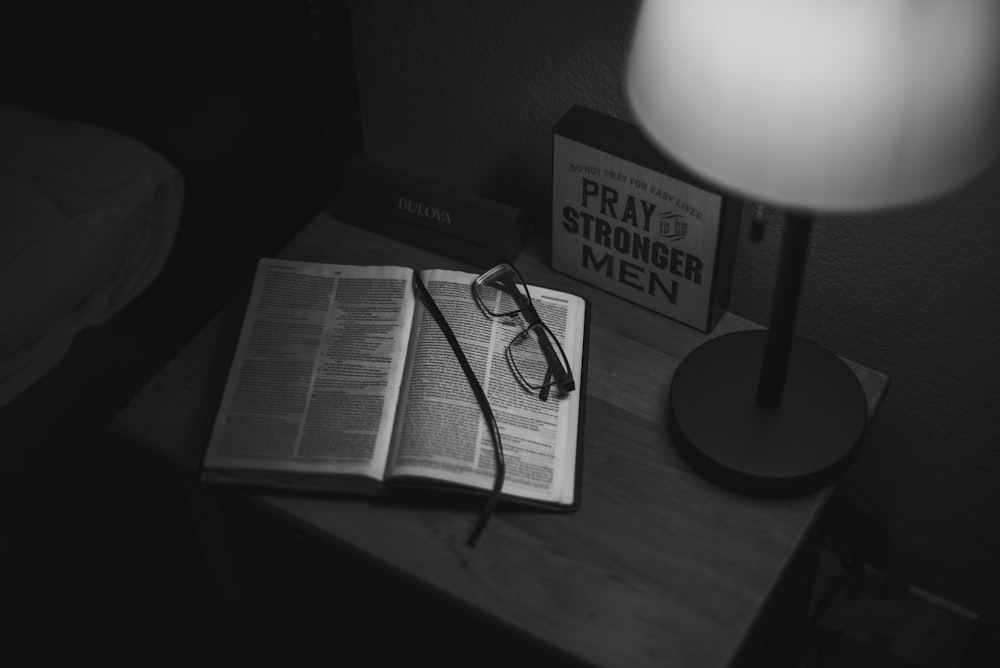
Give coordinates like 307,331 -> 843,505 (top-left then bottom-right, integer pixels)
500,311 -> 525,323
497,305 -> 540,330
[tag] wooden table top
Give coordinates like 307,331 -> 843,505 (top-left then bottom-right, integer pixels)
111,209 -> 889,668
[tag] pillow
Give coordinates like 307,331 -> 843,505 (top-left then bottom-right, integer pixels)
0,103 -> 183,407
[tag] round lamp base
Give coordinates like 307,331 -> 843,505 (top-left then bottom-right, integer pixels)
667,331 -> 868,497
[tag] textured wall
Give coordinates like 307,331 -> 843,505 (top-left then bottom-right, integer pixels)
350,0 -> 1000,626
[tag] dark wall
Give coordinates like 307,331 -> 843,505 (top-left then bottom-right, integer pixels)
1,0 -> 359,323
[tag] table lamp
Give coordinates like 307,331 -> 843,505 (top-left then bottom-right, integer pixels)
625,0 -> 1000,496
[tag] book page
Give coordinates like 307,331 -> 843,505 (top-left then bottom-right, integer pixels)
203,259 -> 415,491
387,269 -> 584,504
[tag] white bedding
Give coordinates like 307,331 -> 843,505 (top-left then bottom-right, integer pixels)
0,103 -> 183,407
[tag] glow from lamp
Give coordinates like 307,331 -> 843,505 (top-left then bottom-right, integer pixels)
627,0 -> 1000,212
625,0 -> 1000,496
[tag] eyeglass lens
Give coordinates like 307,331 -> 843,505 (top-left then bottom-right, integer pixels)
475,265 -> 532,316
509,325 -> 560,389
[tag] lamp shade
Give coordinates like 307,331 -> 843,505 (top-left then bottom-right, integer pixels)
626,0 -> 1000,212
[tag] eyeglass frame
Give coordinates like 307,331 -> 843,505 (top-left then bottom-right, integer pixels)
472,261 -> 576,402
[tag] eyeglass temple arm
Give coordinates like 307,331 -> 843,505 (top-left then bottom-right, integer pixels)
539,367 -> 553,402
532,322 -> 575,393
414,274 -> 505,547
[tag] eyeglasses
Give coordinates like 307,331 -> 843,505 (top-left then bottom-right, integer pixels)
472,262 -> 575,402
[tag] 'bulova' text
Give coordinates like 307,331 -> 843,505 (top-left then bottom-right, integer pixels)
398,197 -> 452,225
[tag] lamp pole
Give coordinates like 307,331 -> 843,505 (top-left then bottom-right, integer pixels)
756,212 -> 813,409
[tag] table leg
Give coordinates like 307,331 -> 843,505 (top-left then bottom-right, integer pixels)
177,472 -> 263,667
734,505 -> 827,668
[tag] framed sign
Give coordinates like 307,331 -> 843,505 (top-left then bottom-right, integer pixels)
551,105 -> 742,332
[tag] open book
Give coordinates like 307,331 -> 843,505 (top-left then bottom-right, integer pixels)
202,259 -> 588,509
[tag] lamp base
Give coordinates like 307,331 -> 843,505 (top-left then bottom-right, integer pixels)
668,330 -> 868,497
